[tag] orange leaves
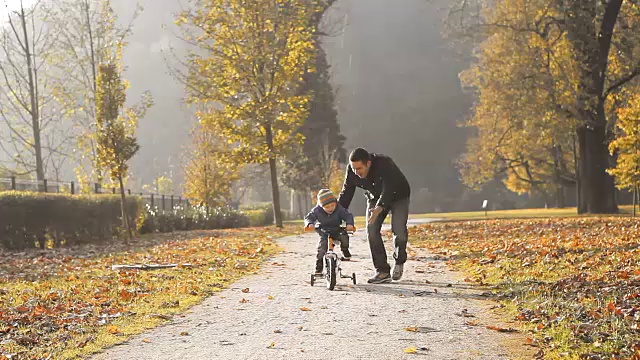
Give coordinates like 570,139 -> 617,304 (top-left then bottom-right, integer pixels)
486,325 -> 518,333
412,217 -> 640,358
0,227 -> 281,358
119,289 -> 136,301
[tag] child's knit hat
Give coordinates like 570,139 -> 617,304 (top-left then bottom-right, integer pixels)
317,189 -> 337,207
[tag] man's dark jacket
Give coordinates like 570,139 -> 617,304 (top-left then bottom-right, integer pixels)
338,153 -> 410,210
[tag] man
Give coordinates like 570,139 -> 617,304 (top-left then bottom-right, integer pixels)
338,148 -> 411,284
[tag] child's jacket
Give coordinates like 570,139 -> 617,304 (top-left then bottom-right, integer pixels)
304,204 -> 354,231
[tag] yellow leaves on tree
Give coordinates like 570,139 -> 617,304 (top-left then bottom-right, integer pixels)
178,0 -> 322,227
458,0 -> 580,202
608,91 -> 640,191
179,0 -> 318,160
95,63 -> 152,239
183,124 -> 240,208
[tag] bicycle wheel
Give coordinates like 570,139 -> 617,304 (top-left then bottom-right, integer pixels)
325,256 -> 337,290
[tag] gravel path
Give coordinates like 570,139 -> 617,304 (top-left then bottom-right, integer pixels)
92,219 -> 516,359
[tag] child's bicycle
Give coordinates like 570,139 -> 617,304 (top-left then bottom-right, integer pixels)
309,226 -> 357,290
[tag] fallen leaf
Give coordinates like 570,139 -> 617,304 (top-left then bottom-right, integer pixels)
15,336 -> 38,346
240,298 -> 249,303
180,331 -> 189,336
152,314 -> 172,320
404,326 -> 440,333
404,347 -> 418,354
107,325 -> 120,334
465,320 -> 479,326
274,329 -> 282,333
242,288 -> 250,293
142,338 -> 151,343
486,325 -> 518,333
299,307 -> 311,311
267,295 -> 274,300
267,342 -> 276,349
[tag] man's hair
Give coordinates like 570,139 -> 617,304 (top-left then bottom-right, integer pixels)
349,148 -> 370,163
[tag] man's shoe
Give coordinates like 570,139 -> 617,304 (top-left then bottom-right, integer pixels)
367,272 -> 392,284
392,263 -> 404,281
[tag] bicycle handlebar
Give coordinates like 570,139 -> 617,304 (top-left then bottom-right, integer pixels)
311,225 -> 355,235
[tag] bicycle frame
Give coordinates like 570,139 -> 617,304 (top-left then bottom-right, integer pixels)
309,226 -> 356,289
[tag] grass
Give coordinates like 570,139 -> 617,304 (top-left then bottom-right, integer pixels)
0,226 -> 299,359
410,217 -> 640,359
410,205 -> 636,221
287,205 -> 637,228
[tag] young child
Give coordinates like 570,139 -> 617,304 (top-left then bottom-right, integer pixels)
304,189 -> 356,275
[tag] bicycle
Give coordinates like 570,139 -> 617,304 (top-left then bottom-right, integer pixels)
308,226 -> 357,290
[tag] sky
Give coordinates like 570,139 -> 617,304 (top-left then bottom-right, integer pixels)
1,0 -> 37,21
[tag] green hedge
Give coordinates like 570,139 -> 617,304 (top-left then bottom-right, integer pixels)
139,205 -> 251,233
0,192 -> 275,250
0,191 -> 141,250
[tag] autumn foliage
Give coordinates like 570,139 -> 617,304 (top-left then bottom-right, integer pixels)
412,218 -> 640,358
0,227 -> 291,359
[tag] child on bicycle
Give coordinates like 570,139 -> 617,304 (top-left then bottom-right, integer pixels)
304,189 -> 356,275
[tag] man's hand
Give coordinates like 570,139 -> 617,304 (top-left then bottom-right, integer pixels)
304,224 -> 314,232
368,206 -> 384,225
346,224 -> 356,232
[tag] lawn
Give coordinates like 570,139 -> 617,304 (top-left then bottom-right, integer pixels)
288,205 -> 637,227
0,226 -> 298,360
411,217 -> 640,359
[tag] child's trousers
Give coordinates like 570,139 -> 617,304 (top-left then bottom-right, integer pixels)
315,229 -> 350,272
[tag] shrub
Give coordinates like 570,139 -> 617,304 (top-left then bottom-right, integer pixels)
139,204 -> 251,233
0,191 -> 142,250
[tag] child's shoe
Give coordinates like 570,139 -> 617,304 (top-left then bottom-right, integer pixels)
341,248 -> 352,261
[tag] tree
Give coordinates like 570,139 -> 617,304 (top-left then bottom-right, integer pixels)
0,0 -> 69,181
457,0 -> 578,207
281,42 -> 346,197
95,63 -> 151,240
608,90 -> 640,215
184,124 -> 240,208
178,0 -> 325,227
450,0 -> 640,213
45,0 -> 141,186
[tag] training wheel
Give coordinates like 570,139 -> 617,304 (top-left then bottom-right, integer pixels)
352,273 -> 357,285
310,274 -> 315,286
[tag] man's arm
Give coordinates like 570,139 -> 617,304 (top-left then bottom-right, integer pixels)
338,166 -> 356,209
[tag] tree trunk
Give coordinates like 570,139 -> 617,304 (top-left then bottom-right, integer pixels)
633,186 -> 637,218
577,128 -> 589,213
565,0 -> 622,214
584,123 -> 618,213
119,174 -> 132,241
556,185 -> 566,209
20,7 -> 44,182
265,123 -> 283,227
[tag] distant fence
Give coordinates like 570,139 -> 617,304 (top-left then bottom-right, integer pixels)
0,176 -> 189,212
